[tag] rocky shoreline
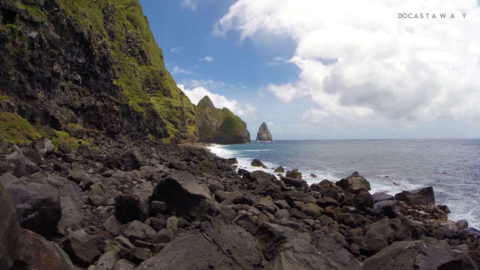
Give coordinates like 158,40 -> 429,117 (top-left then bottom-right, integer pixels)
1,137 -> 480,270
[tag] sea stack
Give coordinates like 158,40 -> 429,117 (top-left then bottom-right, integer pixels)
256,122 -> 273,141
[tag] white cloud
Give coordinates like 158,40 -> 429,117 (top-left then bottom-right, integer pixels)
178,84 -> 257,118
204,56 -> 215,62
215,0 -> 480,122
172,66 -> 192,75
170,47 -> 183,53
181,0 -> 198,10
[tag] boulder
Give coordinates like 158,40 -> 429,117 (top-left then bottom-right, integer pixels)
394,187 -> 435,206
115,194 -> 148,223
122,220 -> 156,241
251,159 -> 267,168
0,182 -> 20,269
137,219 -> 262,270
6,147 -> 39,177
361,219 -> 396,254
286,169 -> 302,179
281,176 -> 307,190
352,190 -> 374,210
336,172 -> 371,192
149,171 -> 212,221
363,239 -> 478,270
251,171 -> 282,196
62,228 -> 103,266
264,232 -> 362,270
274,166 -> 285,173
14,229 -> 76,270
311,180 -> 345,202
105,150 -> 142,171
1,173 -> 62,239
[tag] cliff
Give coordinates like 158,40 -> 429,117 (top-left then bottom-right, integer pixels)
0,0 -> 197,144
256,121 -> 272,141
195,96 -> 250,144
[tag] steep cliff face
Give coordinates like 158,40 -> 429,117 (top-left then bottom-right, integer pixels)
196,96 -> 250,144
256,122 -> 272,141
0,0 -> 197,143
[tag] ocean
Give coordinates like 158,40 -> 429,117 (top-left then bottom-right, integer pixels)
209,139 -> 480,228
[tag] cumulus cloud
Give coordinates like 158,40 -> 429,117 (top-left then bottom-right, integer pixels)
215,0 -> 480,122
181,0 -> 198,10
178,84 -> 257,118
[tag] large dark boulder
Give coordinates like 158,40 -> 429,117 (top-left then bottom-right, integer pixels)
336,171 -> 371,192
137,218 -> 262,270
251,159 -> 267,168
281,176 -> 307,190
150,171 -> 213,221
1,173 -> 61,239
115,194 -> 148,223
395,187 -> 435,206
364,239 -> 478,270
285,169 -> 302,179
264,232 -> 362,270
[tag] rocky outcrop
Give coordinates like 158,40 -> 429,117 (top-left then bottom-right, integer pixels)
195,96 -> 250,144
0,0 -> 198,142
256,122 -> 273,141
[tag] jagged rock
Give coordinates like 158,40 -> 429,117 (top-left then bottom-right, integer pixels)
336,172 -> 371,192
363,239 -> 478,270
6,147 -> 39,177
137,219 -> 262,270
122,221 -> 155,241
0,182 -> 20,269
250,171 -> 282,196
62,228 -> 103,266
1,173 -> 62,239
150,171 -> 212,221
114,194 -> 148,223
395,187 -> 435,206
281,176 -> 307,190
256,122 -> 273,141
274,166 -> 285,173
311,180 -> 345,202
286,169 -> 302,179
14,229 -> 76,270
264,232 -> 362,270
251,158 -> 267,168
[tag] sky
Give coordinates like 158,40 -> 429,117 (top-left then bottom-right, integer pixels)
139,0 -> 480,140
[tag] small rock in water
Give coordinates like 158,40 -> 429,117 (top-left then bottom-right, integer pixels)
251,159 -> 267,169
274,166 -> 284,173
310,173 -> 317,178
286,169 -> 302,179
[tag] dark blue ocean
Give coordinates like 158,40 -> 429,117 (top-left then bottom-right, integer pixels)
209,139 -> 480,228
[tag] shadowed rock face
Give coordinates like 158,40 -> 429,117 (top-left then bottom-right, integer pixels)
256,122 -> 273,141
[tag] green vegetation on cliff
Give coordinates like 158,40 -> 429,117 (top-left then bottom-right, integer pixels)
55,0 -> 197,141
196,96 -> 250,144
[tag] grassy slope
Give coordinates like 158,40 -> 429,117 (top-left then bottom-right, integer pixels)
56,0 -> 197,141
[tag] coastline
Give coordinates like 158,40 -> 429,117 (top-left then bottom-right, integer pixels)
1,138 -> 479,269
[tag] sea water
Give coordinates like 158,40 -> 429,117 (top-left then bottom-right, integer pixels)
209,139 -> 480,228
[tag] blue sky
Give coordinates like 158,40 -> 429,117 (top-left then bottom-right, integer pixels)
139,0 -> 480,139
